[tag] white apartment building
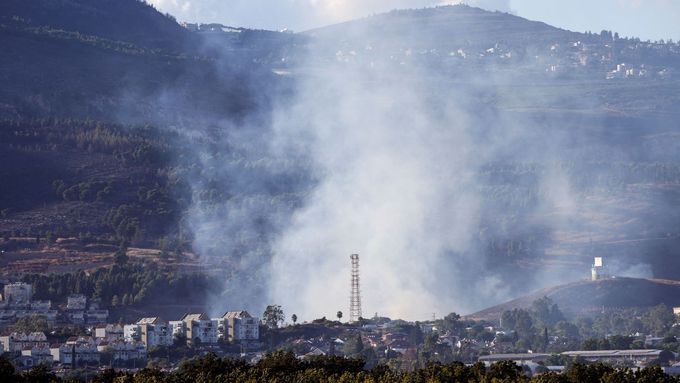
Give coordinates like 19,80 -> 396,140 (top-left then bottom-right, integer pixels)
218,311 -> 259,342
124,317 -> 173,347
182,313 -> 218,345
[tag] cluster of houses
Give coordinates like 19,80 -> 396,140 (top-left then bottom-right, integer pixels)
0,311 -> 259,371
0,283 -> 108,327
0,282 -> 261,371
0,282 -> 58,327
312,27 -> 678,82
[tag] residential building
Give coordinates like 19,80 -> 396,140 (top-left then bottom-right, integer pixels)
218,311 -> 259,342
97,339 -> 146,362
94,324 -> 124,341
66,294 -> 87,311
182,313 -> 218,345
2,283 -> 32,304
50,337 -> 100,366
124,317 -> 173,347
85,306 -> 109,325
169,320 -> 186,338
0,332 -> 49,353
19,345 -> 53,368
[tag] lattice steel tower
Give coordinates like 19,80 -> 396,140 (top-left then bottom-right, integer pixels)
349,254 -> 362,323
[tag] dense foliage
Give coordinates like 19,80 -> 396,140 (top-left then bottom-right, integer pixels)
3,352 -> 680,383
20,264 -> 222,308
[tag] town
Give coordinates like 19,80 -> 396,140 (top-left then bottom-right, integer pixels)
5,258 -> 680,380
2,1 -> 680,382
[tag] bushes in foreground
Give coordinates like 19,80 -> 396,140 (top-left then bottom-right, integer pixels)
3,352 -> 680,383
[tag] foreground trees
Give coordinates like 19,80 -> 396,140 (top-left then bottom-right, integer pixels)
4,353 -> 680,383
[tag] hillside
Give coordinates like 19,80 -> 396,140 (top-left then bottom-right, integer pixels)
467,277 -> 680,322
306,6 -> 573,50
1,3 -> 680,316
0,0 -> 192,51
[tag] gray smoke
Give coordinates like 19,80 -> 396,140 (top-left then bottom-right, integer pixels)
169,6 -> 675,321
267,62 -> 486,320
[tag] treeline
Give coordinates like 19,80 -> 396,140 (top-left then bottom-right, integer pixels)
2,352 -> 680,383
20,264 -> 222,308
0,119 -> 174,158
494,299 -> 680,355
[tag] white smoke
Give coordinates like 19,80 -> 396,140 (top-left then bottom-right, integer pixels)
265,50 -> 512,320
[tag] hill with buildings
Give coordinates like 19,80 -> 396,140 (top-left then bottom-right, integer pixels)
1,2 -> 680,317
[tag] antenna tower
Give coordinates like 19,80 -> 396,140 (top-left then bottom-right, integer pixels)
349,254 -> 362,323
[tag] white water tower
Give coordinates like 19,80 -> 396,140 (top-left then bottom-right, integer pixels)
591,257 -> 607,281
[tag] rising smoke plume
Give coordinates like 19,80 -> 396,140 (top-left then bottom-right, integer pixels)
171,5 -> 673,321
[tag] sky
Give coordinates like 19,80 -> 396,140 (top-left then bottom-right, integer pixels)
149,0 -> 680,41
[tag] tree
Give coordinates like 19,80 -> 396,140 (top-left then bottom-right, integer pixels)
532,296 -> 564,327
487,360 -> 524,382
343,333 -> 364,356
609,335 -> 634,350
644,304 -> 675,335
555,320 -> 580,341
582,338 -> 598,351
12,315 -> 49,333
21,364 -> 58,383
263,305 -> 284,328
0,356 -> 16,382
441,312 -> 463,334
291,314 -> 297,325
337,311 -> 343,322
114,248 -> 129,265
